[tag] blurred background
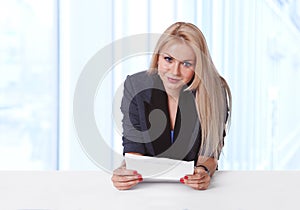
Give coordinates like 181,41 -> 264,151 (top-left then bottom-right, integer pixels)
0,0 -> 300,170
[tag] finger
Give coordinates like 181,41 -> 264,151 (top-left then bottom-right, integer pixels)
180,179 -> 209,190
181,174 -> 210,189
183,175 -> 208,183
183,173 -> 207,181
193,174 -> 210,183
113,167 -> 139,176
181,177 -> 210,190
111,174 -> 142,182
112,174 -> 143,190
184,177 -> 209,185
113,179 -> 141,190
188,182 -> 209,190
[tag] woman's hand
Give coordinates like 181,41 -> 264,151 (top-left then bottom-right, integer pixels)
111,165 -> 143,190
180,167 -> 211,190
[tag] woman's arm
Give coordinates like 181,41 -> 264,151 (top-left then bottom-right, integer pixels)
111,74 -> 146,190
121,75 -> 147,155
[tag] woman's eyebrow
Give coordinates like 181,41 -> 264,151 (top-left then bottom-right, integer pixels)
161,53 -> 175,60
161,52 -> 173,57
161,52 -> 194,62
182,59 -> 194,62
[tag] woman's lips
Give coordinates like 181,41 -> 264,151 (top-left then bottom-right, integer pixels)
167,77 -> 180,83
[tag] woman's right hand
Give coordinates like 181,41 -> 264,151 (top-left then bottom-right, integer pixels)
111,165 -> 143,190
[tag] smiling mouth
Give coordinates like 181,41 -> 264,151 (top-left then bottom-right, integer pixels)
167,77 -> 180,83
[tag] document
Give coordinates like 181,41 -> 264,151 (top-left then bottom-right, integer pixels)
125,154 -> 194,182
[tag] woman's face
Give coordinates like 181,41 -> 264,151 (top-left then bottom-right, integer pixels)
157,40 -> 195,93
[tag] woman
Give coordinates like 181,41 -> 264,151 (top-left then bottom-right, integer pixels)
111,22 -> 232,190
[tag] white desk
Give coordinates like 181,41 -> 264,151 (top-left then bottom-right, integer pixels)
0,170 -> 299,210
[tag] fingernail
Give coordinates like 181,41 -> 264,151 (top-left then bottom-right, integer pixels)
184,176 -> 188,180
137,174 -> 142,178
180,178 -> 184,183
139,177 -> 143,182
133,170 -> 138,175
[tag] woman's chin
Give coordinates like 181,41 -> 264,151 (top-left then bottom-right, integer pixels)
164,83 -> 184,92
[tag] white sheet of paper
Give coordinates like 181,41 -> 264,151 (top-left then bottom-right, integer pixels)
125,154 -> 194,182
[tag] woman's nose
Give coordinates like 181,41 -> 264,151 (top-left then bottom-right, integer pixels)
170,61 -> 180,75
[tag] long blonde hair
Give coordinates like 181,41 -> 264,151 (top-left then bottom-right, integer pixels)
148,22 -> 232,159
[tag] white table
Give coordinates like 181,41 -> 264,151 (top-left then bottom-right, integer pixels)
0,170 -> 299,210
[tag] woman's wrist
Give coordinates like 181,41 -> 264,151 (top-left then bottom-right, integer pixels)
195,164 -> 210,176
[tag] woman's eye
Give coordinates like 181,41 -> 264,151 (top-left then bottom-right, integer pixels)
164,56 -> 173,62
183,61 -> 192,67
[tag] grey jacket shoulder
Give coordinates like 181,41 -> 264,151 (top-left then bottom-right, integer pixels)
126,70 -> 155,84
125,70 -> 160,94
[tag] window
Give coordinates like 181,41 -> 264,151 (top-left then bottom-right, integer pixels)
0,0 -> 58,169
2,0 -> 299,170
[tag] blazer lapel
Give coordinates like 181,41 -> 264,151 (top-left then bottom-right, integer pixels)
143,76 -> 172,156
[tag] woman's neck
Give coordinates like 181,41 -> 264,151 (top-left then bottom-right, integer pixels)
167,93 -> 179,130
165,88 -> 180,101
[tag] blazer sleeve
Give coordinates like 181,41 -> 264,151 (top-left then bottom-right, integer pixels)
121,75 -> 146,155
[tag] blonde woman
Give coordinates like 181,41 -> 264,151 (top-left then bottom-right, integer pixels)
111,22 -> 232,190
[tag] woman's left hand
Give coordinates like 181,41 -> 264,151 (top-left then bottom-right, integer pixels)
180,167 -> 211,190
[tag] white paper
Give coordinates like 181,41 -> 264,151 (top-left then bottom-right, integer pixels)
125,154 -> 194,182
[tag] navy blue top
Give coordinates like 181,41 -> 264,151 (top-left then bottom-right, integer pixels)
170,130 -> 174,144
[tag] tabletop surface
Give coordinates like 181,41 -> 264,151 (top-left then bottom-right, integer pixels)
0,170 -> 299,210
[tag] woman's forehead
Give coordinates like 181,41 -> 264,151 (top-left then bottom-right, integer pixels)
161,39 -> 196,61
